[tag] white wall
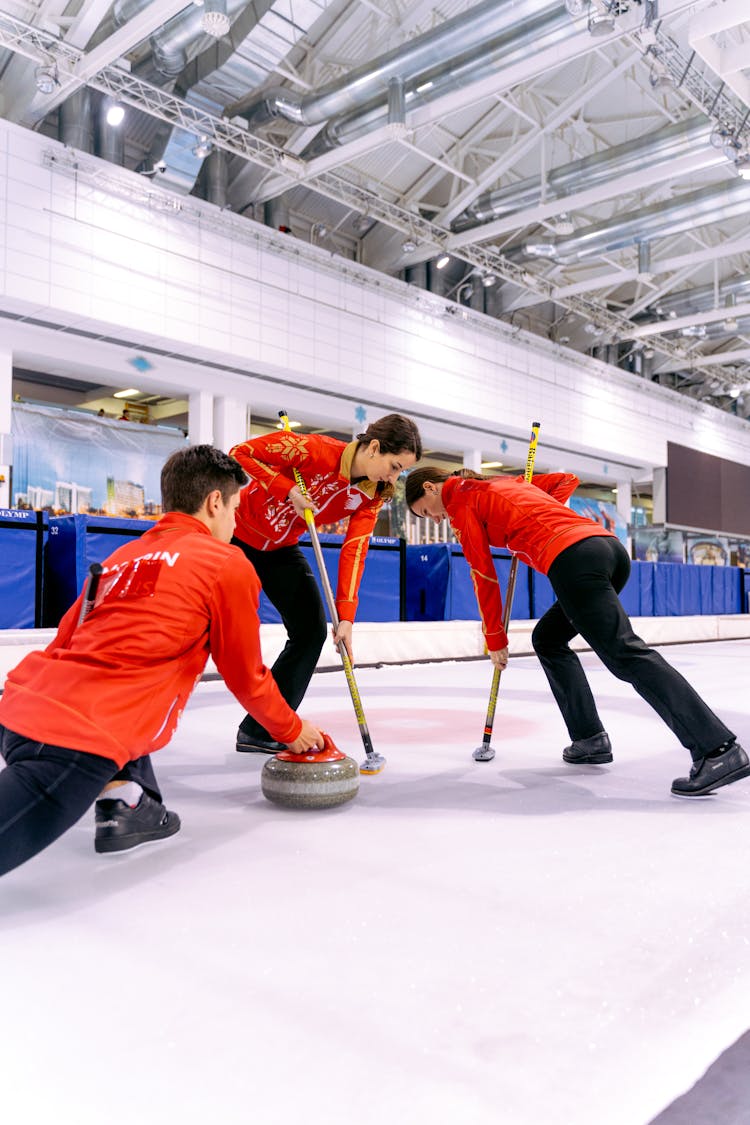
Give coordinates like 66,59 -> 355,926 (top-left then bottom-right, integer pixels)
1,117 -> 749,481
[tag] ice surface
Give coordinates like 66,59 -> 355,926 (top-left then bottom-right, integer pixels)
2,640 -> 750,1125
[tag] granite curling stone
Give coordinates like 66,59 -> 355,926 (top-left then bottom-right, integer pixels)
261,733 -> 360,809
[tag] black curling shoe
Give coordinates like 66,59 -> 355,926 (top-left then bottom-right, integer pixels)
235,731 -> 286,754
671,742 -> 750,798
562,732 -> 613,765
95,794 -> 181,853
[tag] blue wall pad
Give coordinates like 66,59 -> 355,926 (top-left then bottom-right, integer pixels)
404,544 -> 451,621
0,509 -> 47,628
448,547 -> 531,622
258,534 -> 403,625
44,515 -> 152,626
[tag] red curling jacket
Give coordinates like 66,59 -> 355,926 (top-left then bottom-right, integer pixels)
0,512 -> 302,768
443,473 -> 616,651
230,432 -> 391,622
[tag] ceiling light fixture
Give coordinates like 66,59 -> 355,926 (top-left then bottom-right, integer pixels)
401,237 -> 417,254
114,388 -> 140,398
588,4 -> 616,36
105,101 -> 125,127
201,0 -> 231,37
554,213 -> 575,236
735,153 -> 750,180
35,64 -> 58,95
524,240 -> 557,258
482,272 -> 497,287
192,135 -> 213,159
649,60 -> 674,89
435,253 -> 450,270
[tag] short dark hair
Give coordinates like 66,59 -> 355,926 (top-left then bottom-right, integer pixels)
356,414 -> 423,460
161,445 -> 247,514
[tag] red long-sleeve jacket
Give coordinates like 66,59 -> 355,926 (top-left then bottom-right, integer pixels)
230,432 -> 390,622
443,473 -> 616,650
0,512 -> 302,768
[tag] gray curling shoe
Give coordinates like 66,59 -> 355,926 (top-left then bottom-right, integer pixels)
671,741 -> 750,797
562,732 -> 613,765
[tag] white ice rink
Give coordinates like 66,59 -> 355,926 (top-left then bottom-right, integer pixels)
3,639 -> 750,1125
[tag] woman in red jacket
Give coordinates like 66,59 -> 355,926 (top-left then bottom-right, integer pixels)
406,466 -> 748,798
229,414 -> 422,753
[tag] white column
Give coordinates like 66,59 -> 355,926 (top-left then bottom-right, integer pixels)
616,479 -> 633,556
615,480 -> 632,525
188,391 -> 214,445
463,448 -> 482,473
0,351 -> 12,508
213,396 -> 248,452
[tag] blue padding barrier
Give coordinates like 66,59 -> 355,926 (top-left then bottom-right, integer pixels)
699,567 -> 714,614
44,515 -> 153,626
446,547 -> 531,622
258,535 -> 403,625
404,550 -> 746,624
0,509 -> 47,627
404,544 -> 450,621
715,565 -> 743,614
405,545 -> 531,623
638,562 -> 655,617
683,566 -> 701,615
618,564 -> 640,616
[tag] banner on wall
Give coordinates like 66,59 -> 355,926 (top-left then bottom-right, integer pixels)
11,403 -> 186,518
633,527 -> 685,563
685,533 -> 730,566
568,496 -> 628,545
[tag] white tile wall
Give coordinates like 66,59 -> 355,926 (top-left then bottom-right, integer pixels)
1,118 -> 750,477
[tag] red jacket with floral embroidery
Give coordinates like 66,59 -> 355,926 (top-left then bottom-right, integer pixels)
230,432 -> 389,622
0,512 -> 302,767
443,473 -> 616,650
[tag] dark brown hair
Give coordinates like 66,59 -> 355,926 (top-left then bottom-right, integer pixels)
405,465 -> 484,510
161,445 -> 247,514
356,414 -> 423,460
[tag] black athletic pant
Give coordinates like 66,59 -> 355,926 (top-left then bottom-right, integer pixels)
231,540 -> 327,741
0,724 -> 120,875
532,536 -> 733,761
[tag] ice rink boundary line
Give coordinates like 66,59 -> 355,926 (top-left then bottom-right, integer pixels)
1,616 -> 748,685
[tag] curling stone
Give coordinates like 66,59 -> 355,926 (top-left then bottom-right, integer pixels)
261,733 -> 360,809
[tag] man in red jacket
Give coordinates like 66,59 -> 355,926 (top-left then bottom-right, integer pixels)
0,445 -> 323,876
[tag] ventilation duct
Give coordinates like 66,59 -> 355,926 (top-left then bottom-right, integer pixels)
519,177 -> 750,263
451,118 -> 715,234
152,0 -> 333,194
244,0 -> 565,133
59,88 -> 94,153
301,4 -> 574,159
646,273 -> 750,318
672,314 -> 750,341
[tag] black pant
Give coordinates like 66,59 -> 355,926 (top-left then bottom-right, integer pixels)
231,540 -> 327,740
0,724 -> 120,875
532,536 -> 733,761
